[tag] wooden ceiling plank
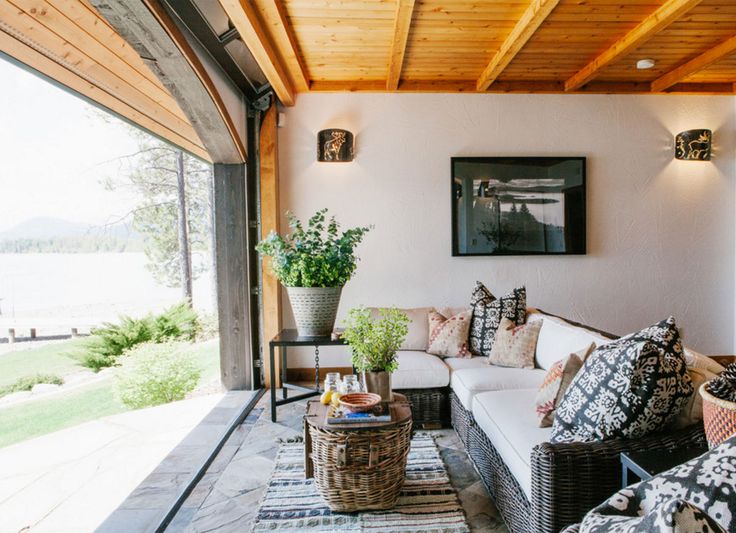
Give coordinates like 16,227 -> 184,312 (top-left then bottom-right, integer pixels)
0,0 -> 197,137
651,34 -> 736,92
564,0 -> 704,92
476,0 -> 561,91
386,0 -> 415,90
219,0 -> 295,106
0,27 -> 210,160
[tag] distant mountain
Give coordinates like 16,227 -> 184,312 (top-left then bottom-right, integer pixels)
0,217 -> 136,240
0,217 -> 142,253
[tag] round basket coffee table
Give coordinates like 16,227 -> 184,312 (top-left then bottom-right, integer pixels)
304,392 -> 412,512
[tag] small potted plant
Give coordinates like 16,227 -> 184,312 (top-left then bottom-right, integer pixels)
342,306 -> 409,402
256,209 -> 371,337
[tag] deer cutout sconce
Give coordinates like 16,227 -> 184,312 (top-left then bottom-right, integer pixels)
317,129 -> 354,162
675,129 -> 712,161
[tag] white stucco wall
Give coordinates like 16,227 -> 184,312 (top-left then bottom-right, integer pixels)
277,93 -> 736,367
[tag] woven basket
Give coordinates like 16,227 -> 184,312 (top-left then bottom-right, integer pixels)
308,421 -> 412,512
700,382 -> 736,448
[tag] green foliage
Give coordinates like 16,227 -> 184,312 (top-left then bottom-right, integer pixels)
342,307 -> 409,373
0,374 -> 64,398
256,209 -> 371,287
114,342 -> 201,409
79,301 -> 200,370
0,235 -> 142,253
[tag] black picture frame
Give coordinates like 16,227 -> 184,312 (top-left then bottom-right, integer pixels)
451,156 -> 586,256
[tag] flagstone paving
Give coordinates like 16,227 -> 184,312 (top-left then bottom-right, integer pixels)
168,393 -> 508,532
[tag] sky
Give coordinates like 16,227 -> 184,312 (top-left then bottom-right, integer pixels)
0,57 -> 144,233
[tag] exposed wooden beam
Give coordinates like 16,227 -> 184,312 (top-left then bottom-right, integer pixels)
565,0 -> 703,92
476,0 -> 560,91
219,0 -> 295,106
269,0 -> 309,92
386,0 -> 415,90
90,0 -> 246,163
651,35 -> 736,92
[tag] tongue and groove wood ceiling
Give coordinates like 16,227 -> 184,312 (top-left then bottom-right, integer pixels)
219,0 -> 736,105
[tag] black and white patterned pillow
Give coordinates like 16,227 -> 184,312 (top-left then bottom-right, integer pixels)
551,316 -> 693,443
568,435 -> 736,532
468,283 -> 526,357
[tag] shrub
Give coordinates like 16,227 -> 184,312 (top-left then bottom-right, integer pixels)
0,374 -> 64,398
79,301 -> 200,371
256,209 -> 371,287
343,307 -> 409,373
114,342 -> 201,409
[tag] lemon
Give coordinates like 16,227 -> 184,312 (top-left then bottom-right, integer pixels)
330,391 -> 342,407
320,390 -> 333,405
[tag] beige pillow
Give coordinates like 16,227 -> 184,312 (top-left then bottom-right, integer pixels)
487,317 -> 541,369
369,307 -> 434,351
535,343 -> 596,427
670,367 -> 717,429
427,309 -> 472,358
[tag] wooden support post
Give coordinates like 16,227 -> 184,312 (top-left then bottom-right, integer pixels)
30,328 -> 36,339
260,103 -> 282,388
71,328 -> 79,338
214,163 -> 253,390
8,328 -> 15,344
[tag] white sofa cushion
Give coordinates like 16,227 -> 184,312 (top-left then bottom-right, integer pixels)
472,389 -> 552,499
527,311 -> 612,370
451,366 -> 546,410
444,356 -> 487,372
392,350 -> 450,389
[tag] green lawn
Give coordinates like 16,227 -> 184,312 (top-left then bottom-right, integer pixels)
0,380 -> 127,448
0,338 -> 220,449
0,339 -> 87,388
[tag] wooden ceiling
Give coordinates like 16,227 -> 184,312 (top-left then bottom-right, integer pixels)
0,0 -> 210,160
221,0 -> 736,105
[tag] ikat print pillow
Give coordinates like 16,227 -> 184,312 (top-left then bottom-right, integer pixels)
551,316 -> 693,443
427,309 -> 472,358
567,435 -> 736,533
487,317 -> 541,369
469,283 -> 526,357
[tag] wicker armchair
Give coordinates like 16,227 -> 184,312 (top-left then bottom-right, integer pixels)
452,391 -> 707,533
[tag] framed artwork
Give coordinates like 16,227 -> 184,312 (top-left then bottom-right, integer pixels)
452,157 -> 586,256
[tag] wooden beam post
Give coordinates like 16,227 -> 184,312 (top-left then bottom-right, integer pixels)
386,0 -> 416,91
8,328 -> 15,344
565,0 -> 703,92
219,0 -> 296,106
476,0 -> 560,91
651,35 -> 736,92
214,163 -> 253,390
259,103 -> 282,388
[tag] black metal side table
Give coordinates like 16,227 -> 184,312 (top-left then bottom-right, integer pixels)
620,445 -> 707,488
268,329 -> 346,422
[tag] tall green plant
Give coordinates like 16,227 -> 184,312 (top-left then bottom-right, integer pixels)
343,307 -> 409,373
256,209 -> 371,287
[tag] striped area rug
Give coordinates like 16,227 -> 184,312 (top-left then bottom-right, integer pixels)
252,433 -> 470,532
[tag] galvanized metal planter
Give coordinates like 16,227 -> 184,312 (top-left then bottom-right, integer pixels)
286,286 -> 343,337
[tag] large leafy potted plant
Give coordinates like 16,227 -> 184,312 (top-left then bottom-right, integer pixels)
256,209 -> 371,337
343,307 -> 409,402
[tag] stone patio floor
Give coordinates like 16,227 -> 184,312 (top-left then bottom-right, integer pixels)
0,393 -> 226,533
168,392 -> 509,532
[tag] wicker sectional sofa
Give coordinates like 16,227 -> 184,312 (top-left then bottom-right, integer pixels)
386,307 -> 721,533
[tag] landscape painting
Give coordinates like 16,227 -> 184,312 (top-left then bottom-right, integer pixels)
452,157 -> 586,256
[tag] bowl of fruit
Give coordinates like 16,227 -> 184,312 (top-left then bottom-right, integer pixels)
338,392 -> 382,413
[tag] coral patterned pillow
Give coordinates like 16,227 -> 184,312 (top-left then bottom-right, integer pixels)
487,317 -> 541,369
535,343 -> 595,427
427,310 -> 472,358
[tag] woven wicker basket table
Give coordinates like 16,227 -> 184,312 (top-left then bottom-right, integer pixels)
304,393 -> 413,512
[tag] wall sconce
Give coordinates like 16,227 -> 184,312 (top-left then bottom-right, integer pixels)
317,129 -> 354,162
675,129 -> 712,161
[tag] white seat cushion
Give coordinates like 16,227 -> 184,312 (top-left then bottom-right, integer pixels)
450,366 -> 546,410
527,311 -> 612,370
472,390 -> 552,499
444,356 -> 487,372
392,351 -> 450,389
